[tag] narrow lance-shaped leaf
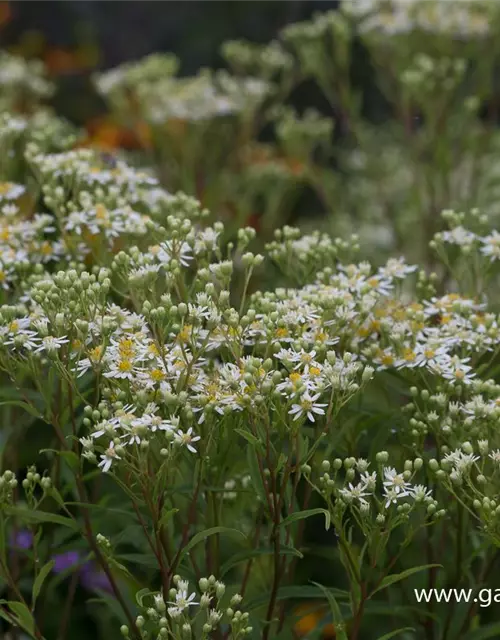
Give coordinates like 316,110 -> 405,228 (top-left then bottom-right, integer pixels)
377,628 -> 415,640
32,560 -> 55,607
311,581 -> 348,640
279,507 -> 331,531
220,545 -> 303,577
371,564 -> 442,597
4,506 -> 79,531
6,601 -> 36,637
178,527 -> 247,565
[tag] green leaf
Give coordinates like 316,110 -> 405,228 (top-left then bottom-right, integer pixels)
135,588 -> 155,607
364,602 -> 439,621
4,506 -> 79,531
220,545 -> 303,577
0,607 -> 16,627
464,622 -> 500,640
279,508 -> 330,531
108,558 -> 142,592
6,601 -> 35,637
117,553 -> 159,570
40,449 -> 79,471
65,502 -> 131,517
178,527 -> 246,565
235,428 -> 262,449
246,584 -> 349,613
377,628 -> 415,640
48,486 -> 70,512
0,400 -> 42,420
299,432 -> 326,466
311,581 -> 348,640
87,591 -> 128,621
371,564 -> 442,597
246,448 -> 267,506
159,507 -> 179,530
32,560 -> 55,607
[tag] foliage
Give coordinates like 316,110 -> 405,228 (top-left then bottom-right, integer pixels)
2,3 -> 500,640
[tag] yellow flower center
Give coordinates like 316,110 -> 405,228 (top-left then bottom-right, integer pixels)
381,354 -> 394,367
118,338 -> 135,357
95,204 -> 108,220
118,359 -> 133,372
178,325 -> 192,343
403,348 -> 416,362
89,345 -> 103,362
40,242 -> 53,256
148,343 -> 160,356
150,368 -> 165,382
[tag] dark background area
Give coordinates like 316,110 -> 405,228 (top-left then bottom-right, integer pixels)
1,1 -> 338,69
0,1 -> 347,125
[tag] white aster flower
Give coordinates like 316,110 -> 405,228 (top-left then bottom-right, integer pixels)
288,392 -> 327,422
97,441 -> 121,473
174,427 -> 201,453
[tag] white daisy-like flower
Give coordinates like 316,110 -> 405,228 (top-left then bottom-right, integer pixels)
442,450 -> 479,475
167,589 -> 198,617
382,467 -> 411,494
157,240 -> 193,267
489,450 -> 500,465
339,482 -> 371,505
174,427 -> 201,453
34,335 -> 69,354
481,231 -> 500,261
97,441 -> 121,473
132,413 -> 173,433
441,226 -> 477,247
410,485 -> 433,502
288,392 -> 327,422
383,486 -> 409,509
378,257 -> 418,280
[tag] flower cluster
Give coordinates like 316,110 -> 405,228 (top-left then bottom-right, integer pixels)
315,453 -> 443,534
0,52 -> 53,113
3,16 -> 500,640
342,0 -> 498,37
126,575 -> 250,640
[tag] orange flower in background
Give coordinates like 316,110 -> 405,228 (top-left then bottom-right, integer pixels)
241,144 -> 274,166
294,604 -> 337,638
0,1 -> 11,28
44,48 -> 81,75
241,145 -> 305,177
283,156 -> 306,177
246,213 -> 261,232
44,43 -> 100,76
136,120 -> 152,148
83,116 -> 151,151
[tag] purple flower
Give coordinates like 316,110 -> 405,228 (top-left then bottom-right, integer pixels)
52,550 -> 81,574
80,562 -> 113,593
11,529 -> 34,550
8,529 -> 113,596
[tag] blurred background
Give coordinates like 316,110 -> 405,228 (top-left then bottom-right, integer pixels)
0,1 -> 348,127
3,5 -> 500,637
